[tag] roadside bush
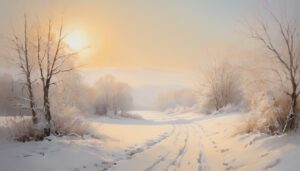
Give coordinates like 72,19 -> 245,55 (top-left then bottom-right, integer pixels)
1,107 -> 95,142
51,107 -> 90,137
238,91 -> 289,135
3,116 -> 43,142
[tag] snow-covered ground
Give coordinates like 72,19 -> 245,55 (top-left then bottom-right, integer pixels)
0,111 -> 300,171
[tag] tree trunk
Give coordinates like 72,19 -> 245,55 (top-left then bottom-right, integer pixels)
283,94 -> 297,133
43,85 -> 51,136
26,75 -> 37,124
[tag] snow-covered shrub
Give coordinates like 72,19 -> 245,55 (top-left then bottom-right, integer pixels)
197,63 -> 243,114
2,116 -> 44,142
2,110 -> 94,141
51,107 -> 90,137
94,75 -> 133,115
154,89 -> 197,111
211,103 -> 246,115
238,91 -> 289,135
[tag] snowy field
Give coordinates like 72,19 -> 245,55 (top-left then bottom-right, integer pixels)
0,111 -> 300,171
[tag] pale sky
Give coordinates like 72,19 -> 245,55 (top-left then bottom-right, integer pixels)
0,0 -> 299,107
0,0 -> 265,70
1,0 -> 300,70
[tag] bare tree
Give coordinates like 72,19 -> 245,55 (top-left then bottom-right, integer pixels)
248,10 -> 300,133
198,62 -> 242,112
11,16 -> 37,124
35,20 -> 75,136
12,16 -> 77,136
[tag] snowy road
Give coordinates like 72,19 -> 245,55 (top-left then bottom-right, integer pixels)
98,111 -> 235,171
111,124 -> 201,171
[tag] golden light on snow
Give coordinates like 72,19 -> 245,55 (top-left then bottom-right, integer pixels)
65,30 -> 88,51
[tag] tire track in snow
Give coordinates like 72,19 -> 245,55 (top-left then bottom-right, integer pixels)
111,124 -> 185,171
101,125 -> 177,171
143,124 -> 190,171
173,126 -> 190,171
144,151 -> 171,171
194,124 -> 207,171
178,124 -> 206,171
169,124 -> 205,171
143,125 -> 184,171
197,151 -> 206,171
164,125 -> 189,171
107,115 -> 207,171
124,125 -> 177,157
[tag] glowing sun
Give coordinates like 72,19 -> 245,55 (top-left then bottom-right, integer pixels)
65,30 -> 88,50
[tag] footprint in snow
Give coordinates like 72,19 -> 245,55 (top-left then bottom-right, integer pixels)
220,148 -> 229,153
223,162 -> 229,166
23,154 -> 32,157
100,161 -> 117,171
127,147 -> 144,156
261,153 -> 269,158
226,164 -> 246,171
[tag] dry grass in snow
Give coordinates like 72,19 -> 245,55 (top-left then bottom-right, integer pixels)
238,91 -> 290,135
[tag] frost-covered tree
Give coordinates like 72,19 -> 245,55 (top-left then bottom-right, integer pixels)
198,62 -> 242,113
94,75 -> 132,115
11,16 -> 37,123
248,8 -> 300,133
35,19 -> 76,136
11,16 -> 78,137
